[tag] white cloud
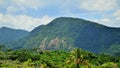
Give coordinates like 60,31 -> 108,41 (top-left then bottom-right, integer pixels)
92,17 -> 120,27
91,8 -> 120,27
0,0 -> 64,10
0,0 -> 120,29
0,0 -> 46,13
81,0 -> 117,11
115,17 -> 120,21
113,9 -> 120,17
6,6 -> 26,14
0,13 -> 53,31
0,0 -> 119,13
93,18 -> 112,24
100,18 -> 112,23
12,0 -> 45,9
0,0 -> 5,6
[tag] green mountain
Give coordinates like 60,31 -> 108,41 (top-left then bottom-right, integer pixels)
0,27 -> 29,45
20,17 -> 120,54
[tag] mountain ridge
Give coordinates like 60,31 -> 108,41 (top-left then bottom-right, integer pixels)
1,17 -> 120,55
0,26 -> 29,44
19,17 -> 120,54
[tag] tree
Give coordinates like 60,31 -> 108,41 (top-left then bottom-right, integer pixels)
67,48 -> 90,68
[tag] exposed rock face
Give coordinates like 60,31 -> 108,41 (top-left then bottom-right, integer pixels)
48,37 -> 60,49
38,37 -> 73,50
39,37 -> 47,50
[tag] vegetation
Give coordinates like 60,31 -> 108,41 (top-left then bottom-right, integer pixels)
0,27 -> 29,49
18,17 -> 120,54
0,48 -> 120,68
0,27 -> 29,43
1,17 -> 120,55
1,17 -> 120,68
105,44 -> 120,56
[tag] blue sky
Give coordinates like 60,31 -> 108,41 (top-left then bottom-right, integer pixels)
0,0 -> 120,31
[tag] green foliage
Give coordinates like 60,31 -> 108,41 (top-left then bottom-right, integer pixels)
17,17 -> 120,55
0,48 -> 120,68
0,27 -> 29,43
106,44 -> 120,56
0,27 -> 29,49
0,51 -> 6,60
7,50 -> 33,62
101,62 -> 117,68
1,17 -> 120,55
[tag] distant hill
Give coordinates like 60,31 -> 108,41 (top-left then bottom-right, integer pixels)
19,17 -> 120,54
0,27 -> 29,44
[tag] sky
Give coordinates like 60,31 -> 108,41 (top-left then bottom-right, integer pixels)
0,0 -> 120,31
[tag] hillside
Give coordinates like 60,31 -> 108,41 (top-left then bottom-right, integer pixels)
0,27 -> 29,44
20,17 -> 120,54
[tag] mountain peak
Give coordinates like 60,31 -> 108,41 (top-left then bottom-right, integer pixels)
51,17 -> 110,28
47,17 -> 85,25
52,17 -> 85,22
47,17 -> 106,29
0,27 -> 29,32
0,27 -> 11,30
54,17 -> 83,20
0,26 -> 29,44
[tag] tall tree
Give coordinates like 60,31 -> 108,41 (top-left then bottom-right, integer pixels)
68,48 -> 90,68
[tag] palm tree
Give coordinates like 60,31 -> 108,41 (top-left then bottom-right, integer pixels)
67,48 -> 90,68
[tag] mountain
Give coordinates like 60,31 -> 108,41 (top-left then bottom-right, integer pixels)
18,17 -> 120,54
0,27 -> 29,44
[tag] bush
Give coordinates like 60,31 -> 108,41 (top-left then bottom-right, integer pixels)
31,54 -> 41,61
8,50 -> 32,62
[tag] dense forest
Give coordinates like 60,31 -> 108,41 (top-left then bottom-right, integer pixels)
0,45 -> 120,68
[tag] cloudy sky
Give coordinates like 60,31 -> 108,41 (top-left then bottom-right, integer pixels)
0,0 -> 120,31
